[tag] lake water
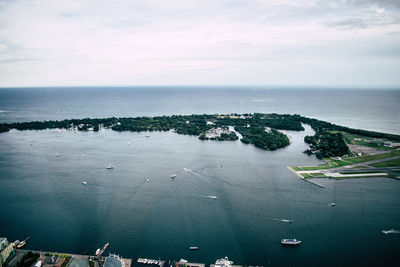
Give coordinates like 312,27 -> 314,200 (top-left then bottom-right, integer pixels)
0,87 -> 399,266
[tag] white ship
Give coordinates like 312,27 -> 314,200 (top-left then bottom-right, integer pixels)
281,238 -> 301,245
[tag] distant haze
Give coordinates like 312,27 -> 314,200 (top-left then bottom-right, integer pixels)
0,0 -> 400,87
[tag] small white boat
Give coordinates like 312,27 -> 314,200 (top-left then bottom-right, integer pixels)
145,178 -> 150,182
95,248 -> 100,255
381,229 -> 400,234
281,219 -> 294,223
189,246 -> 199,250
281,238 -> 301,245
205,195 -> 218,199
146,134 -> 150,137
106,165 -> 114,169
329,203 -> 336,206
171,173 -> 177,178
56,153 -> 61,157
82,181 -> 87,185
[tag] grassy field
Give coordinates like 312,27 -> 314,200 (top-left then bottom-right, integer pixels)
292,150 -> 400,171
343,150 -> 400,164
342,132 -> 395,151
349,165 -> 368,169
301,172 -> 326,178
369,158 -> 400,168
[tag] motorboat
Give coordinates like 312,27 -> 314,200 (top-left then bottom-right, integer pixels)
281,238 -> 301,245
381,229 -> 400,234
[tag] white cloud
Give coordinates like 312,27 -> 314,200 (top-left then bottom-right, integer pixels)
0,0 -> 399,87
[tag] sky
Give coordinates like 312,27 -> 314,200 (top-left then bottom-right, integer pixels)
0,0 -> 399,87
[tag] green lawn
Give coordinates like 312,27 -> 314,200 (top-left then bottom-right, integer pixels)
350,165 -> 368,169
343,150 -> 400,164
369,158 -> 400,168
292,150 -> 400,171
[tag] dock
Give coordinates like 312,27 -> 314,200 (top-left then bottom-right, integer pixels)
96,242 -> 109,258
287,167 -> 325,188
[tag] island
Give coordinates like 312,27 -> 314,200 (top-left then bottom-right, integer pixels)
1,113 -> 399,179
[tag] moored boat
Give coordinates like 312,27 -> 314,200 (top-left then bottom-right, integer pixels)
281,238 -> 301,245
215,257 -> 233,266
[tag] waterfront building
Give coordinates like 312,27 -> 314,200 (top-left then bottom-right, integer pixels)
41,254 -> 66,267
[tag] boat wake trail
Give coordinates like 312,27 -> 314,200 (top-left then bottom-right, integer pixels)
272,218 -> 294,223
183,167 -> 215,187
202,195 -> 218,199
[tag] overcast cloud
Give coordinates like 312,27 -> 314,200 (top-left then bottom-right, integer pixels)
0,0 -> 399,87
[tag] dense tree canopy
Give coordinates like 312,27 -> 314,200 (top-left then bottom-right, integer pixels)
1,113 -> 398,157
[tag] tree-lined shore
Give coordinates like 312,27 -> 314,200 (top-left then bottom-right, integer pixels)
1,113 -> 399,156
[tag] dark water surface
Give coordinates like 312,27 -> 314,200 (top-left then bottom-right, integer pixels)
0,87 -> 399,266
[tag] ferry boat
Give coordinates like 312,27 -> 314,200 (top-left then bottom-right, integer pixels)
171,173 -> 177,178
17,241 -> 26,248
215,257 -> 233,266
189,246 -> 199,250
17,237 -> 30,248
281,238 -> 301,245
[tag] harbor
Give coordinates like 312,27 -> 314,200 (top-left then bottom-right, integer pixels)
1,237 -> 263,267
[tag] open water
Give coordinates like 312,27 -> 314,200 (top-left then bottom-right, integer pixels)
0,87 -> 399,266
